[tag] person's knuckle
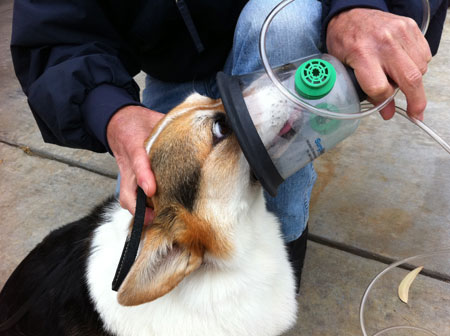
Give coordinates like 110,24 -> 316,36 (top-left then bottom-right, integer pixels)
402,17 -> 416,30
346,45 -> 372,66
394,19 -> 406,32
348,44 -> 366,58
409,101 -> 427,118
416,100 -> 427,112
395,17 -> 415,36
377,27 -> 395,45
404,69 -> 423,89
419,62 -> 428,75
365,82 -> 391,99
425,48 -> 432,63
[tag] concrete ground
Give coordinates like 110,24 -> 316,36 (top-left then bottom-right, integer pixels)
1,1 -> 449,334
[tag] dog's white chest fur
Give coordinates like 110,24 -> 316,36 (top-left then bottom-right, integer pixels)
86,194 -> 297,336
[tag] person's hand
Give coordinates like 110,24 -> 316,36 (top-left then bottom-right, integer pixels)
107,105 -> 165,223
326,8 -> 432,121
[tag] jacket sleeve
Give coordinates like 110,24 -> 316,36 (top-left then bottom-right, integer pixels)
422,0 -> 448,55
320,0 -> 448,55
11,0 -> 142,153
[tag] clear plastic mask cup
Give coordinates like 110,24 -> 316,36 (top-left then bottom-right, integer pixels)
217,53 -> 361,195
239,53 -> 360,180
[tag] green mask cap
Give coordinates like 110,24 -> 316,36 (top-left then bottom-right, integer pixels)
295,59 -> 337,100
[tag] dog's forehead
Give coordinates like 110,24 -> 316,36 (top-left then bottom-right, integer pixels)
146,95 -> 224,154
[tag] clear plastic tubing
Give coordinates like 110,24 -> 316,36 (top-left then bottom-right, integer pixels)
259,0 -> 450,155
396,108 -> 450,155
359,248 -> 450,336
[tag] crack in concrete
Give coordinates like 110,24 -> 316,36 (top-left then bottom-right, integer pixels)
0,139 -> 117,180
308,233 -> 450,284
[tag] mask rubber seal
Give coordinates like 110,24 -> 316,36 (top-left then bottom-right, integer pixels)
216,71 -> 283,196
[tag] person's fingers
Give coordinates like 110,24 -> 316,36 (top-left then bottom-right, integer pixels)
354,60 -> 396,104
118,166 -> 138,216
106,106 -> 165,221
118,164 -> 155,225
378,99 -> 396,120
131,147 -> 157,198
394,17 -> 431,75
413,33 -> 433,71
355,63 -> 395,104
353,60 -> 398,120
384,48 -> 427,120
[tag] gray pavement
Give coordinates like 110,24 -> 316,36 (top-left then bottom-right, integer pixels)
1,1 -> 449,334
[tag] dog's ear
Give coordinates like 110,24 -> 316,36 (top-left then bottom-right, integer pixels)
117,205 -> 204,306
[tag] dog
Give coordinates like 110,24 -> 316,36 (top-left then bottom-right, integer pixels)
0,93 -> 297,336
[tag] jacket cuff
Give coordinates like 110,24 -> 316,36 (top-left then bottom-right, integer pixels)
321,0 -> 389,51
81,84 -> 143,154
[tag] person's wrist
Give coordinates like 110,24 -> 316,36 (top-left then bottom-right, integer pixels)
108,105 -> 153,127
106,105 -> 159,154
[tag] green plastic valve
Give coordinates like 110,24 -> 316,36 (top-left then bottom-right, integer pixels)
295,59 -> 337,99
309,103 -> 341,135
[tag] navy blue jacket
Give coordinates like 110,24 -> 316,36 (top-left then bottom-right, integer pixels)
11,0 -> 448,153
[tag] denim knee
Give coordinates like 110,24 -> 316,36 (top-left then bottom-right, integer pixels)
265,163 -> 317,243
230,0 -> 322,75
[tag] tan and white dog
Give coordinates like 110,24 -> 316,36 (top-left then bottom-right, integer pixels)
0,94 -> 297,336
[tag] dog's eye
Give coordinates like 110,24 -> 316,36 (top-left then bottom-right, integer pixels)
212,116 -> 231,144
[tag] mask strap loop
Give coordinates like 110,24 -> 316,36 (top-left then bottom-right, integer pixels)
112,187 -> 147,291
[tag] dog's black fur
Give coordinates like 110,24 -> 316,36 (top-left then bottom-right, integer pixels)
0,199 -> 116,336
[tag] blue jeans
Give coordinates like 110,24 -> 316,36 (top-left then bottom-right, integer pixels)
140,0 -> 320,243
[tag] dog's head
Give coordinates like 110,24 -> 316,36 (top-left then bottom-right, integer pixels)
117,93 -> 261,306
